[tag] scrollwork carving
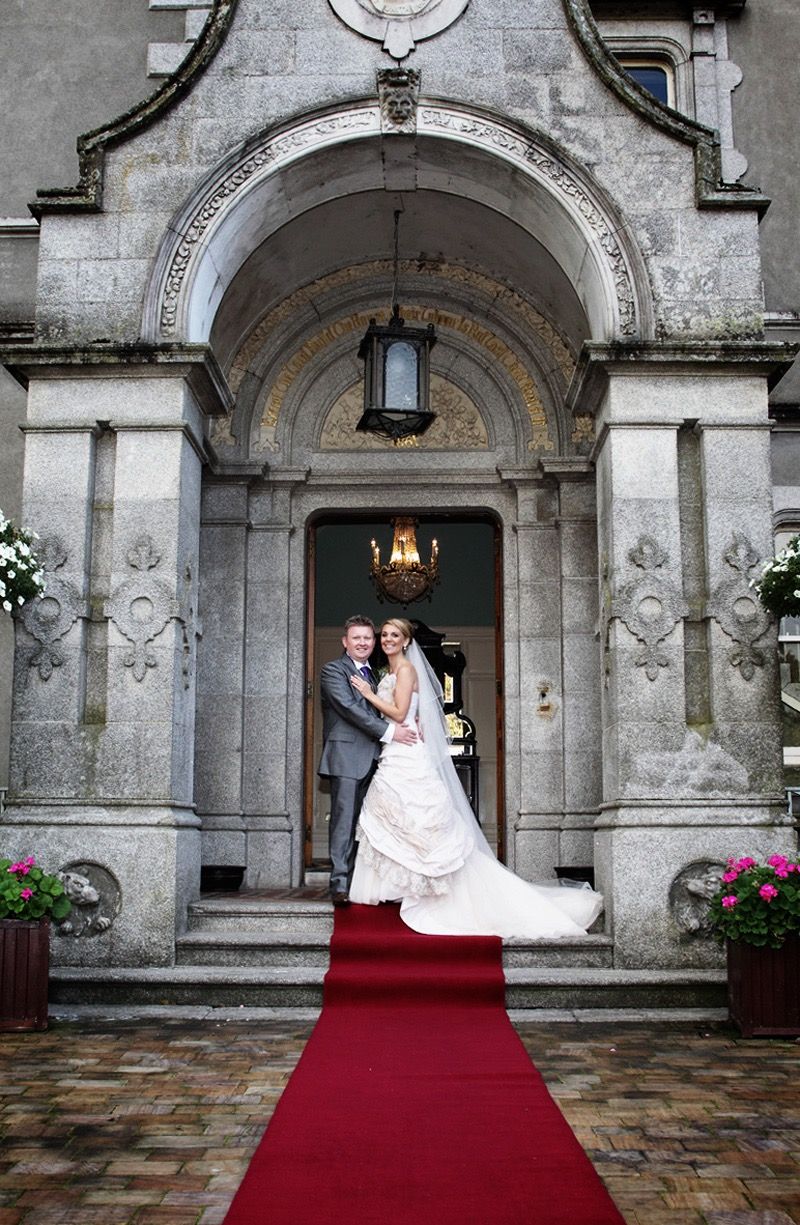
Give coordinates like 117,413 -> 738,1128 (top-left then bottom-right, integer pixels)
105,536 -> 179,682
706,533 -> 772,680
612,535 -> 688,680
19,536 -> 84,681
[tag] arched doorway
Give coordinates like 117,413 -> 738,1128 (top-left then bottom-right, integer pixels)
175,101 -> 633,890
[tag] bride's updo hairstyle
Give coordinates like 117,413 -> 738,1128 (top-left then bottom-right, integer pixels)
381,617 -> 414,646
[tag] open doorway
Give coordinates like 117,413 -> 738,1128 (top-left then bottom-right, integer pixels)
304,514 -> 503,879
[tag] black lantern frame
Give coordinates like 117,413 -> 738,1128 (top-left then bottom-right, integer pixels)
357,306 -> 437,441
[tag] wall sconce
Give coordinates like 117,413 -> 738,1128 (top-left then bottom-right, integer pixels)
370,517 -> 440,606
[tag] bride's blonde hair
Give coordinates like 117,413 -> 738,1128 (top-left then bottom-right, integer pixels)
381,617 -> 414,644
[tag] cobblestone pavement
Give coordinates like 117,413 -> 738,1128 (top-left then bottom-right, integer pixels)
0,1013 -> 798,1224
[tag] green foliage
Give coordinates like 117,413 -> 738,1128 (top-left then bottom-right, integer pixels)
0,856 -> 72,922
708,855 -> 800,950
751,534 -> 800,617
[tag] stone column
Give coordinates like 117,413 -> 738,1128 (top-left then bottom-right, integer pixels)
571,344 -> 796,968
1,345 -> 229,968
239,473 -> 305,887
544,461 -> 602,870
512,478 -> 564,880
193,473 -> 255,875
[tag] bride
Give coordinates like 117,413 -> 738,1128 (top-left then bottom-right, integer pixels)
348,617 -> 604,938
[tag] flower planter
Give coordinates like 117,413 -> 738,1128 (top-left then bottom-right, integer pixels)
0,918 -> 50,1031
727,935 -> 800,1038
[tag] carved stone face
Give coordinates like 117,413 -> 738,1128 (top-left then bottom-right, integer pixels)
385,89 -> 414,124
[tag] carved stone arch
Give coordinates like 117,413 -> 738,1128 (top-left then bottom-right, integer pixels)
216,305 -> 569,466
142,100 -> 655,348
209,257 -> 577,465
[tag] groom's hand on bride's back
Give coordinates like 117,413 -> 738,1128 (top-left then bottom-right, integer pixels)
394,723 -> 418,745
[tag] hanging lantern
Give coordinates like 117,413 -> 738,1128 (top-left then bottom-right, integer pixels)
356,210 -> 437,442
370,517 -> 440,606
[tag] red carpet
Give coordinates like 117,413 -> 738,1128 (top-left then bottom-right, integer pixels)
222,903 -> 624,1224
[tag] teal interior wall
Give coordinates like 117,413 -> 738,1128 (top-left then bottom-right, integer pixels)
314,520 -> 496,629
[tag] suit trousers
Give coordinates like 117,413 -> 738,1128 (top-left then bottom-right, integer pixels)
329,768 -> 375,892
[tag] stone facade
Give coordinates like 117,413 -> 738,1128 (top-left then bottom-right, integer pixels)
1,0 -> 799,974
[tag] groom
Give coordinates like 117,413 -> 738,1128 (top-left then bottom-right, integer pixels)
318,614 -> 417,906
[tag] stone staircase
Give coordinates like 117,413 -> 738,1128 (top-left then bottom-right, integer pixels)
49,889 -> 727,1013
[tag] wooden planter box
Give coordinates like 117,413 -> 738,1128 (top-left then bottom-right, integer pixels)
0,918 -> 50,1032
727,934 -> 800,1038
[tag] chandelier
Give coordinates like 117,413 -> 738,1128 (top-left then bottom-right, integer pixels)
370,518 -> 440,606
356,210 -> 437,442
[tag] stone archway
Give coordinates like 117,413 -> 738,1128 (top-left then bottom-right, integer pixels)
142,100 -> 654,349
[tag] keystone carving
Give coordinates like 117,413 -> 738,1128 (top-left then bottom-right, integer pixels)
612,535 -> 689,680
706,534 -> 772,680
19,537 -> 84,681
105,535 -> 179,682
378,68 -> 420,134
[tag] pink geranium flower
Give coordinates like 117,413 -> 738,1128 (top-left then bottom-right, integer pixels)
20,887 -> 33,900
735,857 -> 757,872
722,870 -> 739,883
759,883 -> 779,902
721,895 -> 738,909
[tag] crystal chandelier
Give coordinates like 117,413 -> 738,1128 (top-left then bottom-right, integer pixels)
369,518 -> 440,606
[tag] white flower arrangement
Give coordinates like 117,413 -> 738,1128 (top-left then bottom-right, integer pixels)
0,510 -> 46,614
749,534 -> 800,618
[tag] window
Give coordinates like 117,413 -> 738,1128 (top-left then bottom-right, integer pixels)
616,57 -> 673,107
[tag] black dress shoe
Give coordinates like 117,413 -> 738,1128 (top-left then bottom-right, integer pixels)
331,890 -> 350,907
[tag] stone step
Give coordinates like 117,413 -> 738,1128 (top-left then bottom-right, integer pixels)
176,931 -> 331,968
187,896 -> 334,938
174,931 -> 615,969
50,964 -> 726,1012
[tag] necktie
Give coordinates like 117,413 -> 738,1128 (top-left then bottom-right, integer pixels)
359,665 -> 373,682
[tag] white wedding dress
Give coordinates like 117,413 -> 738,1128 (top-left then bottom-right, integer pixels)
350,670 -> 604,938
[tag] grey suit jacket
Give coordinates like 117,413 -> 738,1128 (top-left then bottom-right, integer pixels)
318,654 -> 390,780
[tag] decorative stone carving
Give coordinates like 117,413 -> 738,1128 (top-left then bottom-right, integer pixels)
706,534 -> 772,680
229,261 -> 574,394
378,67 -> 420,134
258,306 -> 551,452
328,0 -> 470,60
321,375 -> 489,450
669,860 -> 726,941
105,536 -> 179,682
156,104 -> 637,341
418,107 -> 638,336
612,536 -> 689,680
571,413 -> 595,448
55,862 -> 121,938
19,536 -> 84,681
